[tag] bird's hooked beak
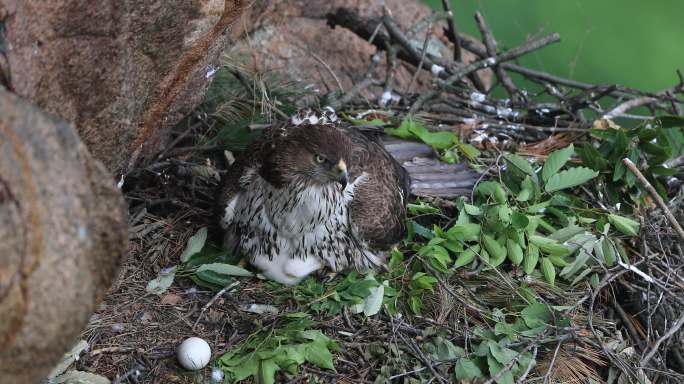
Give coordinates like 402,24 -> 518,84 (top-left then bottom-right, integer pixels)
336,159 -> 348,188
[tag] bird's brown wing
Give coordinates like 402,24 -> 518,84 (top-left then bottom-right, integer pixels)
343,126 -> 410,250
217,122 -> 292,252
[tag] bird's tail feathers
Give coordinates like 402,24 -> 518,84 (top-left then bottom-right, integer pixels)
382,138 -> 479,199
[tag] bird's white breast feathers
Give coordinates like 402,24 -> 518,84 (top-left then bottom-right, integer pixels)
222,169 -> 380,285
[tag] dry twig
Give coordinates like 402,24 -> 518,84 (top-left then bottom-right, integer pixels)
623,158 -> 684,241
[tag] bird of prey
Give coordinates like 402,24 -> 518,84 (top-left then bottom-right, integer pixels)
219,109 -> 409,285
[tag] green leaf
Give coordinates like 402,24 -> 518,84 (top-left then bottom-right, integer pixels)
407,201 -> 440,215
607,214 -> 640,236
560,249 -> 592,278
542,144 -> 574,182
511,211 -> 530,230
303,340 -> 335,370
494,187 -> 508,205
446,223 -> 481,242
503,153 -> 537,179
488,341 -> 517,365
196,263 -> 253,277
431,337 -> 465,361
350,117 -> 386,126
454,245 -> 480,269
563,232 -> 597,254
408,220 -> 435,240
599,237 -> 617,266
411,272 -> 438,292
424,245 -> 452,272
455,139 -> 481,160
483,235 -> 507,267
544,167 -> 598,193
654,115 -> 684,128
388,117 -> 457,149
476,181 -> 507,204
409,295 -> 422,314
521,303 -> 552,328
548,255 -> 570,267
516,176 -> 535,202
384,118 -> 413,139
464,203 -> 483,216
194,270 -> 233,289
590,273 -> 600,288
224,354 -> 259,380
523,243 -> 540,275
180,227 -> 208,263
571,267 -> 594,286
410,124 -> 456,150
145,266 -> 177,295
257,358 -> 279,384
362,281 -> 385,316
454,358 -> 484,380
651,165 -> 679,176
529,235 -> 570,256
487,355 -> 515,384
506,239 -> 524,266
541,258 -> 556,286
608,129 -> 629,163
577,144 -> 608,171
549,224 -> 585,242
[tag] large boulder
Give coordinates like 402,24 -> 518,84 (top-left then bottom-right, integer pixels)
226,0 -> 487,99
0,89 -> 128,384
0,0 -> 256,172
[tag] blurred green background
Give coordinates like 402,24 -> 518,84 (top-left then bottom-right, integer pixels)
424,0 -> 683,91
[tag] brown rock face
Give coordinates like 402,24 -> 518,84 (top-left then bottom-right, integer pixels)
0,89 -> 128,384
227,0 -> 486,99
1,0 -> 252,172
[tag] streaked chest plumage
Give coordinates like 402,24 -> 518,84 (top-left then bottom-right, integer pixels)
221,168 -> 379,281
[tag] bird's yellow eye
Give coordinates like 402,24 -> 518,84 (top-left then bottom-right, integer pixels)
315,154 -> 326,163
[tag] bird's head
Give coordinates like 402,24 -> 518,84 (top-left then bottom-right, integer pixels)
259,124 -> 353,189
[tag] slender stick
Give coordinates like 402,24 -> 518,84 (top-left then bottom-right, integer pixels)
474,12 -> 522,101
405,22 -> 432,95
602,97 -> 657,119
440,0 -> 462,61
640,311 -> 684,367
622,158 -> 684,241
192,281 -> 239,330
457,34 -> 684,104
410,33 -> 560,113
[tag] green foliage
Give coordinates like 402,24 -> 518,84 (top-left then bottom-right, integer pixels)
220,316 -> 340,384
577,117 -> 684,205
439,301 -> 564,383
385,116 -> 480,162
281,272 -> 390,317
544,167 -> 598,193
407,144 -> 637,290
180,227 -> 207,263
145,227 -> 248,293
145,266 -> 177,295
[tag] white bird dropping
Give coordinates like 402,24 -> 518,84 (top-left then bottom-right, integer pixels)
177,337 -> 211,370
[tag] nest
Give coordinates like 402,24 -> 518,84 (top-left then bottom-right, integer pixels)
75,4 -> 684,383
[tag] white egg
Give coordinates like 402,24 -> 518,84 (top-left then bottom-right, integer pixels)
176,337 -> 211,370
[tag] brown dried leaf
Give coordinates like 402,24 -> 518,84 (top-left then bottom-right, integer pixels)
160,293 -> 182,305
